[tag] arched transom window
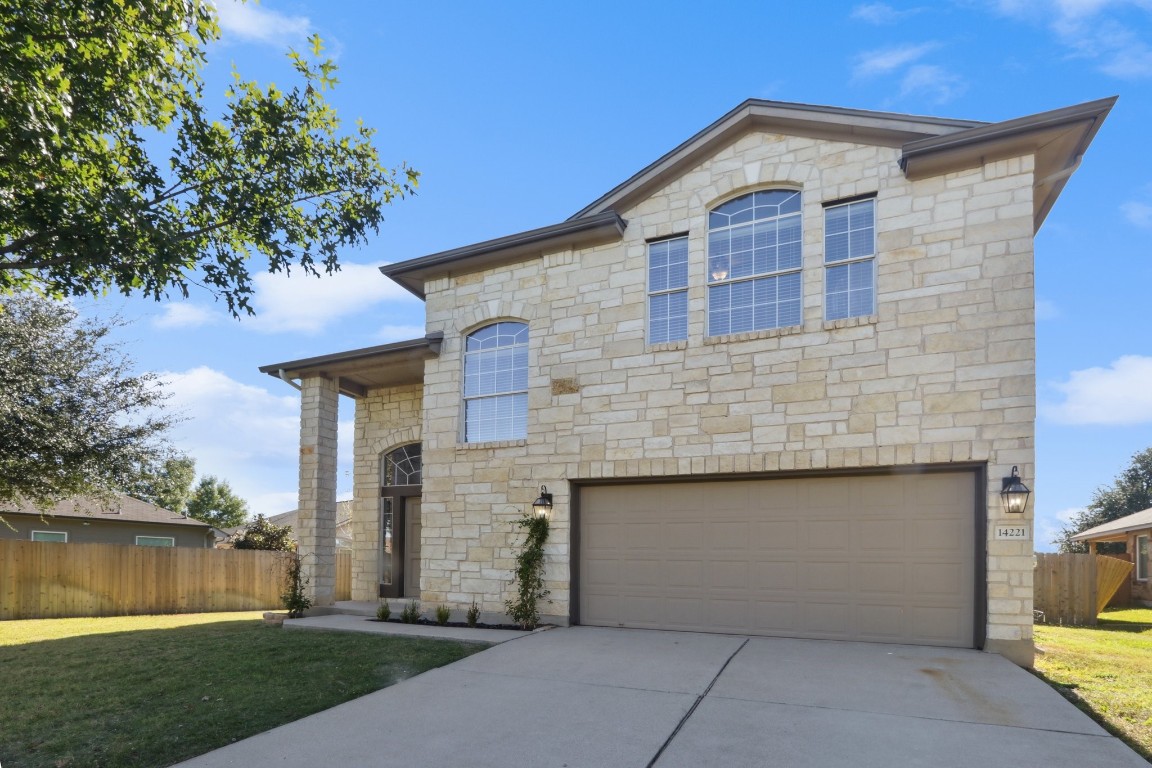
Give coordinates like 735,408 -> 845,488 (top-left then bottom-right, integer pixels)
707,190 -> 802,335
382,443 -> 421,487
463,322 -> 528,442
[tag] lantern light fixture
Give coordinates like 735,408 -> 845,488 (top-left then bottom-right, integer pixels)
532,485 -> 554,519
1000,466 -> 1031,515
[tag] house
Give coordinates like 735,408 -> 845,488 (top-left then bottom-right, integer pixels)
264,502 -> 354,549
1071,507 -> 1152,605
0,495 -> 215,548
262,96 -> 1116,667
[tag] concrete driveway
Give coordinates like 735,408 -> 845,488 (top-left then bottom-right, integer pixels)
176,626 -> 1146,767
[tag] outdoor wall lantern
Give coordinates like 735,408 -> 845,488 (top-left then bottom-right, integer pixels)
532,485 -> 554,519
1000,466 -> 1031,515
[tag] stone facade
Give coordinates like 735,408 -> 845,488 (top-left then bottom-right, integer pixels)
402,131 -> 1037,661
270,98 -> 1113,667
297,376 -> 339,606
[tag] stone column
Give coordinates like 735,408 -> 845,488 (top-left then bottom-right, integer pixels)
297,375 -> 339,607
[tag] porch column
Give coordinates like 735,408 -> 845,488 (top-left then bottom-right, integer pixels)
297,375 -> 339,607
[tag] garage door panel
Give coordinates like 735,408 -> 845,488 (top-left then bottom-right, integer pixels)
579,472 -> 975,648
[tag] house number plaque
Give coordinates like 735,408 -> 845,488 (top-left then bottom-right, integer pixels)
994,525 -> 1029,540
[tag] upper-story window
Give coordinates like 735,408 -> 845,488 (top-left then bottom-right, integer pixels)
707,190 -> 802,336
648,236 -> 688,344
824,198 -> 876,320
463,322 -> 528,442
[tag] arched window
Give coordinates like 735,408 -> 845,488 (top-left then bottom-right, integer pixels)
382,443 -> 421,487
707,190 -> 802,335
463,322 -> 528,442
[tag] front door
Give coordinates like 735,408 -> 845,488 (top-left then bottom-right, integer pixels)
379,443 -> 422,599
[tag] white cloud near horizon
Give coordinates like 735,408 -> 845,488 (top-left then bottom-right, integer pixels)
1043,355 -> 1152,424
213,0 -> 312,48
152,302 -> 222,330
242,262 -> 421,335
160,366 -> 354,518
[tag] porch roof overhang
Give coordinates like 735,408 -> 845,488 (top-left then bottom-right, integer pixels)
1070,506 -> 1152,543
258,333 -> 442,397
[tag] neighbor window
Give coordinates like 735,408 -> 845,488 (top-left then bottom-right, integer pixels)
31,530 -> 67,543
136,536 -> 175,547
707,190 -> 802,336
648,236 -> 688,343
824,198 -> 876,320
1138,535 -> 1149,581
463,322 -> 528,442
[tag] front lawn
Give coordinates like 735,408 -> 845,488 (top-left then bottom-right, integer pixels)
0,612 -> 488,768
1033,606 -> 1152,763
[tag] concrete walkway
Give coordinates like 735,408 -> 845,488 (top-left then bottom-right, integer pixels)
176,626 -> 1147,767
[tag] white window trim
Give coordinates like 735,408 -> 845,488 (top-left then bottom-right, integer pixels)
461,322 -> 529,444
1137,534 -> 1149,581
823,197 -> 876,322
136,535 -> 175,547
706,190 -> 804,336
647,235 -> 689,344
32,530 -> 67,543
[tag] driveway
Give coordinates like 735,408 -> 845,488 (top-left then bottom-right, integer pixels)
176,626 -> 1146,767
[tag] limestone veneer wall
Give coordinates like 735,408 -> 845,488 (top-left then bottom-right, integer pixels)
370,130 -> 1036,660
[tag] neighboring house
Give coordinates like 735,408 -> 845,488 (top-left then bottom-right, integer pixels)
213,503 -> 352,549
262,96 -> 1115,667
1071,507 -> 1152,606
0,495 -> 215,548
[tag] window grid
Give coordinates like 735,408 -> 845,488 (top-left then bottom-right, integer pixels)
825,198 -> 876,321
648,236 -> 688,344
707,190 -> 803,336
463,322 -> 528,443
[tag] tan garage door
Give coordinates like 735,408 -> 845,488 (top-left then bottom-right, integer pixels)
579,472 -> 976,647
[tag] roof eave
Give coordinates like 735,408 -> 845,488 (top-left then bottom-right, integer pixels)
380,211 -> 627,299
900,96 -> 1117,232
258,332 -> 444,396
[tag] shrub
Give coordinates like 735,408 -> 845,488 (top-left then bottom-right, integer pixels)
466,600 -> 480,628
505,512 -> 550,630
435,604 -> 451,625
281,554 -> 312,619
400,600 -> 421,624
376,602 -> 391,621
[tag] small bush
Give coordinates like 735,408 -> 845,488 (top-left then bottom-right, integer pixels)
376,602 -> 391,621
435,604 -> 451,626
400,600 -> 421,624
466,600 -> 480,628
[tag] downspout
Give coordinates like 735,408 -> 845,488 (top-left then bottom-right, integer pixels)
278,369 -> 303,392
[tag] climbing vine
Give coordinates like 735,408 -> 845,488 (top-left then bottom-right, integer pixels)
505,512 -> 550,630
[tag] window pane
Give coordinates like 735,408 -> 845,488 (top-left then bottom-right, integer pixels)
464,323 -> 528,442
31,531 -> 66,542
137,536 -> 174,547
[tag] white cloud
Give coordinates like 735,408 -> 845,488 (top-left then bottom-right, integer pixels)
994,0 -> 1152,78
243,262 -> 421,335
853,42 -> 938,79
851,3 -> 921,24
159,366 -> 355,518
377,324 -> 428,342
898,64 -> 968,103
213,0 -> 312,48
152,302 -> 221,330
1122,201 -> 1152,227
1035,298 -> 1059,320
1043,355 -> 1152,424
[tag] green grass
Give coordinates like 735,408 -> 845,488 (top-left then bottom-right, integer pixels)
0,612 -> 488,768
1033,606 -> 1152,763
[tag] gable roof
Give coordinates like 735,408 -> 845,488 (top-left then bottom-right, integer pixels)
380,97 -> 1115,300
3,495 -> 212,528
1070,507 -> 1152,542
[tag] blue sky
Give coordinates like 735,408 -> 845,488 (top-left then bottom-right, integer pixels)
77,0 -> 1151,548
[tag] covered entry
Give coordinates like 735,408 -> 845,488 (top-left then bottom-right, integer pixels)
578,470 -> 978,647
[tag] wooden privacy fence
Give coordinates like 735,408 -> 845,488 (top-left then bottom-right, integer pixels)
0,540 -> 293,620
1034,553 -> 1133,626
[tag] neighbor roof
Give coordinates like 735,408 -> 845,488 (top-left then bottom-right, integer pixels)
3,495 -> 212,528
380,96 -> 1116,299
1070,507 -> 1152,542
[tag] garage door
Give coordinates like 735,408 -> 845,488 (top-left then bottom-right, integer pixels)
579,472 -> 976,647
